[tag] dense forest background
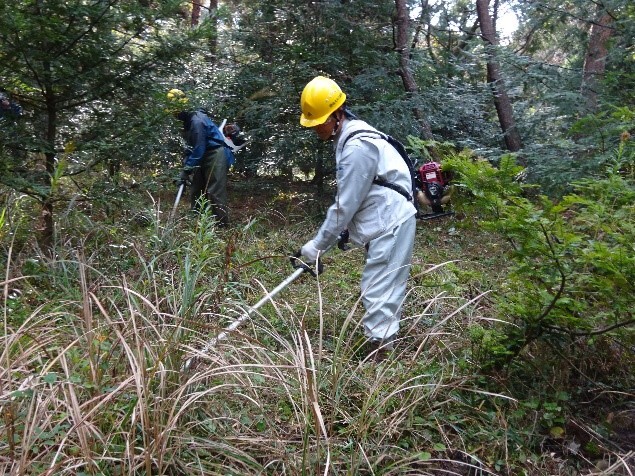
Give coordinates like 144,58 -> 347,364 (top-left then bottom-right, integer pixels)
1,1 -> 633,475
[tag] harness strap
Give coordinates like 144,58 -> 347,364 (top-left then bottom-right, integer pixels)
341,129 -> 415,203
372,178 -> 412,202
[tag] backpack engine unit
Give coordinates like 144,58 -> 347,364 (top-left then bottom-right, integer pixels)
340,129 -> 454,220
416,161 -> 454,220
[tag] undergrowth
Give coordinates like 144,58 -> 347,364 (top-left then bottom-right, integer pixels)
1,165 -> 633,474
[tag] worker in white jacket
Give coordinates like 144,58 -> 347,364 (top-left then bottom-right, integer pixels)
298,76 -> 417,361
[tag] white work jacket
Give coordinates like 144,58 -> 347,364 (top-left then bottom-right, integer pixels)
312,119 -> 417,249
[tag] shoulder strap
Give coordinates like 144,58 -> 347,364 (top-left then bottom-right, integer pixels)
341,129 -> 383,149
342,129 -> 417,179
341,129 -> 420,205
372,177 -> 412,202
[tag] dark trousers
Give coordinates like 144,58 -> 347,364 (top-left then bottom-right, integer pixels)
190,147 -> 229,226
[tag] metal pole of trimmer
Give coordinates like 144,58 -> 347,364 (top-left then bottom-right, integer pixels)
181,253 -> 322,372
170,183 -> 185,221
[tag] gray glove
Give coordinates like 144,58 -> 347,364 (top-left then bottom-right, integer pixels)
300,240 -> 321,263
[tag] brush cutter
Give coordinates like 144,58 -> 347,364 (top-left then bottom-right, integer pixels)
181,252 -> 324,372
170,183 -> 185,221
170,166 -> 198,220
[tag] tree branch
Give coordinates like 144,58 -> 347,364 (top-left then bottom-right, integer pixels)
545,319 -> 635,338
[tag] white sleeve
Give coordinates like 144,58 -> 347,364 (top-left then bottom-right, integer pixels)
312,140 -> 379,250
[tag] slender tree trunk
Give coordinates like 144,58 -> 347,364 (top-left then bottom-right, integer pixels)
36,0 -> 55,248
208,0 -> 218,60
191,0 -> 202,26
581,12 -> 613,112
394,0 -> 434,140
39,77 -> 56,249
475,0 -> 523,154
313,153 -> 325,194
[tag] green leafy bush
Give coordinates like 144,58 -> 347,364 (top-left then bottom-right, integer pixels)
443,143 -> 635,381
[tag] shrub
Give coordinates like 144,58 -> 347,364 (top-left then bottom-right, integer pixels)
443,143 -> 635,382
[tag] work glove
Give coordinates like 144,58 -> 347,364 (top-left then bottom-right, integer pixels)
291,241 -> 324,277
300,240 -> 321,264
174,166 -> 197,187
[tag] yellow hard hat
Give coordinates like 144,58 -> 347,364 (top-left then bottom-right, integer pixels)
299,76 -> 346,127
166,88 -> 188,106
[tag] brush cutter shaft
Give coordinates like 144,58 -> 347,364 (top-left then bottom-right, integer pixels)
171,183 -> 185,220
213,267 -> 305,342
183,244 -> 336,371
182,267 -> 306,370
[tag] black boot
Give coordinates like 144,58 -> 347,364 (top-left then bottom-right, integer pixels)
366,335 -> 396,363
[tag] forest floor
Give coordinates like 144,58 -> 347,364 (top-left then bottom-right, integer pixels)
3,173 -> 632,475
222,174 -> 635,475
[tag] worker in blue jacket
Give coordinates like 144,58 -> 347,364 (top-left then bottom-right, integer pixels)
168,89 -> 234,227
0,91 -> 22,121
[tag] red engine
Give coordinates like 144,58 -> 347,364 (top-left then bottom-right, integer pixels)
416,161 -> 453,218
418,162 -> 445,187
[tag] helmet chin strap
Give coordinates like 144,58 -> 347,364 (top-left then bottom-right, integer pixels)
331,114 -> 342,137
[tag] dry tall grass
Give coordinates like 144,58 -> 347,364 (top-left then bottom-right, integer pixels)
2,205 -> 632,475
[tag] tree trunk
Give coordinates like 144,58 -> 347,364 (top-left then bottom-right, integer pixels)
40,84 -> 57,250
35,0 -> 55,249
475,0 -> 523,154
581,12 -> 613,112
394,0 -> 434,140
312,153 -> 326,195
208,0 -> 218,60
191,0 -> 202,26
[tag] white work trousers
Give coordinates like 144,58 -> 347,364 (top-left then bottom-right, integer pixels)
360,215 -> 416,341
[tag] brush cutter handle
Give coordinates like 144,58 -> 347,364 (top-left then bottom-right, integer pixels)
290,251 -> 324,277
337,229 -> 350,251
291,231 -> 352,275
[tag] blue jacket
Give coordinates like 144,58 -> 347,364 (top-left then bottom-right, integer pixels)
178,109 -> 235,167
0,100 -> 22,121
